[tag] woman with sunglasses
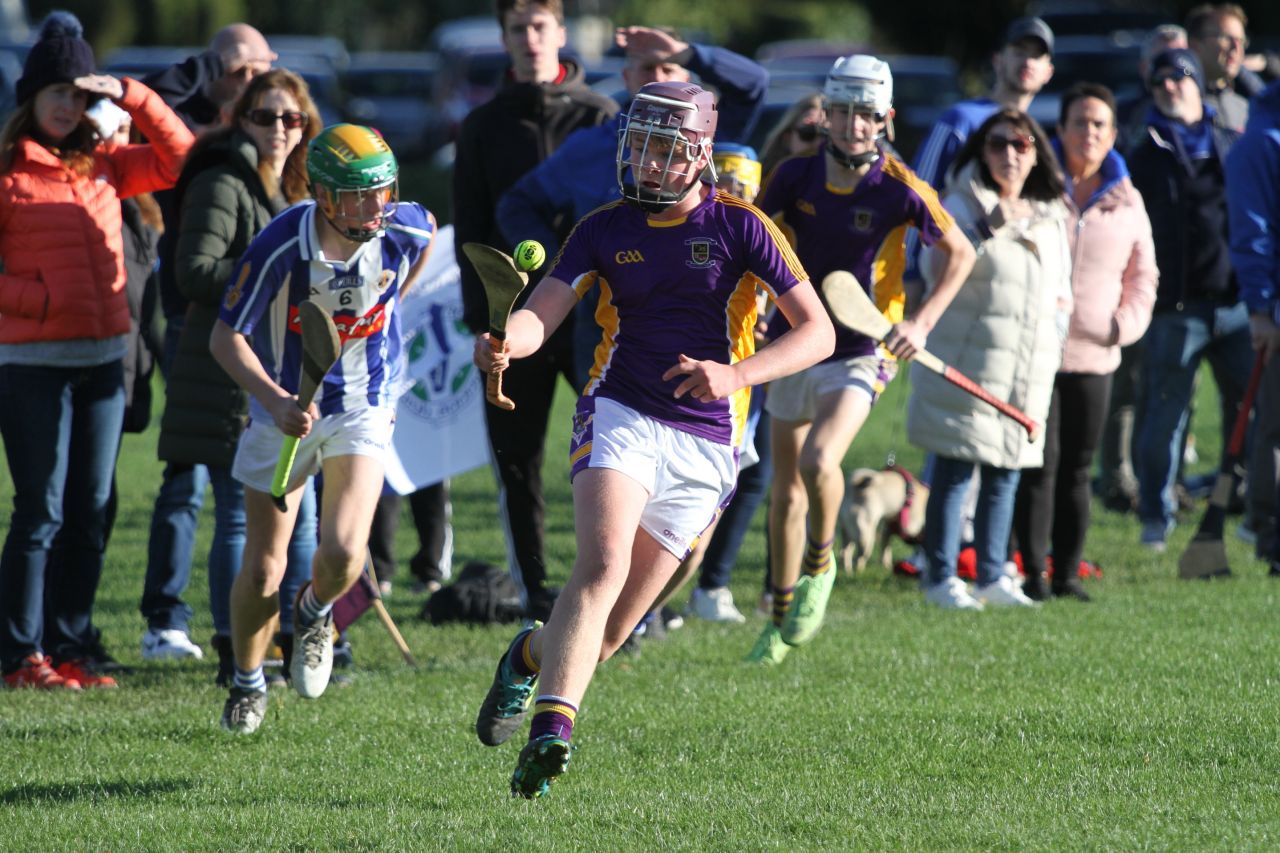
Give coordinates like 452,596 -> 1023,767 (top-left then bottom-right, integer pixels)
153,68 -> 321,685
908,108 -> 1072,610
0,13 -> 193,689
759,93 -> 825,178
1012,84 -> 1156,602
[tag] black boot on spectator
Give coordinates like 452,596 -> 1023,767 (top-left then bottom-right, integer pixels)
1022,571 -> 1049,602
1051,578 -> 1093,602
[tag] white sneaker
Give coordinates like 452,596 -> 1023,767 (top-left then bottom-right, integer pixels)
924,577 -> 984,610
975,575 -> 1038,607
141,628 -> 204,661
687,586 -> 746,623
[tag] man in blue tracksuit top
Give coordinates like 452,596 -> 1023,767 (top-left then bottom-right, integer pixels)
496,25 -> 768,388
1225,78 -> 1280,568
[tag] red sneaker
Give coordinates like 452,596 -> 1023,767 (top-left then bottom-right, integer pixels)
3,653 -> 82,690
54,659 -> 118,689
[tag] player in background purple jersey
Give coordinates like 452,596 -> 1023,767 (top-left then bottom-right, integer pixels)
746,56 -> 977,665
210,125 -> 435,734
471,81 -> 834,798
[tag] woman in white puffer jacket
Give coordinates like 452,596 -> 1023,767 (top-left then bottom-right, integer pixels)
909,108 -> 1072,611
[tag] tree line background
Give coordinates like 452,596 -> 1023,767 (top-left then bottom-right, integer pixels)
28,0 -> 1280,77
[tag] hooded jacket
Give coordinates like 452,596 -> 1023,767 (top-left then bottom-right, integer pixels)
1051,143 -> 1158,375
451,57 -> 617,333
0,77 -> 193,347
1225,80 -> 1280,320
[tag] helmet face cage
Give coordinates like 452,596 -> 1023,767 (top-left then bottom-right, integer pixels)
307,124 -> 400,241
823,56 -> 894,148
316,179 -> 399,242
616,83 -> 718,213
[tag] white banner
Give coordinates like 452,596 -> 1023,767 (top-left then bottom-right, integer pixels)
384,225 -> 490,495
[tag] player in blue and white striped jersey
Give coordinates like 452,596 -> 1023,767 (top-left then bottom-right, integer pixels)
211,124 -> 435,733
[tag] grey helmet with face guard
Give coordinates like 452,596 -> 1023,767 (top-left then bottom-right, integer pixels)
617,81 -> 718,213
823,54 -> 894,168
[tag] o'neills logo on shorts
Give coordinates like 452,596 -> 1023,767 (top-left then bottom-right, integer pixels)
662,528 -> 688,548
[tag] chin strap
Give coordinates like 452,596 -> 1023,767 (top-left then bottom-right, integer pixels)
827,144 -> 880,169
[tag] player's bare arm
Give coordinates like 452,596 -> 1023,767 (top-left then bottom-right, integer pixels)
210,319 -> 317,438
888,225 -> 976,359
472,275 -> 578,372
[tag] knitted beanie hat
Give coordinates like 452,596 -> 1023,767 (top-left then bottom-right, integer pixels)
16,11 -> 96,106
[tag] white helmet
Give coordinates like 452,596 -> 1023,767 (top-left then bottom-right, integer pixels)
823,54 -> 894,145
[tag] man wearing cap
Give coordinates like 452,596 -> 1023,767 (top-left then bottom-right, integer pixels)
912,16 -> 1054,193
1128,48 -> 1253,553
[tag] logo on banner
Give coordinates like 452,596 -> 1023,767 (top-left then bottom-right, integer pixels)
401,301 -> 479,424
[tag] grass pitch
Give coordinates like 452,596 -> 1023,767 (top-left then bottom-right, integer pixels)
1,370 -> 1277,851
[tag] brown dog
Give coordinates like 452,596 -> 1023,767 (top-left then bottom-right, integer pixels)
837,466 -> 929,574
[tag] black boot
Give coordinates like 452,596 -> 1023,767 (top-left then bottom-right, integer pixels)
212,634 -> 234,687
1051,578 -> 1092,602
1021,571 -> 1049,602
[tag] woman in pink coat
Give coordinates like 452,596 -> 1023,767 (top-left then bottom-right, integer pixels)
1013,82 -> 1157,601
0,13 -> 193,688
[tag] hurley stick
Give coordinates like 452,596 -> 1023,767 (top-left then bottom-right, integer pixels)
462,243 -> 528,411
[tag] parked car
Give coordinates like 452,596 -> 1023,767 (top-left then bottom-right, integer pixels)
344,51 -> 447,158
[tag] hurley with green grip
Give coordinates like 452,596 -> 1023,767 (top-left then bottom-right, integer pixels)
270,300 -> 343,512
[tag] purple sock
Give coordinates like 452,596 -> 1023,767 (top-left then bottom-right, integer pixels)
529,695 -> 577,742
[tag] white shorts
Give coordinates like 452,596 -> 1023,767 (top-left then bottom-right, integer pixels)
568,397 -> 738,558
765,353 -> 897,422
232,407 -> 396,493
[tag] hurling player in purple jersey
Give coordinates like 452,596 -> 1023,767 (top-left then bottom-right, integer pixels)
470,81 -> 833,798
210,125 -> 435,734
747,56 -> 976,665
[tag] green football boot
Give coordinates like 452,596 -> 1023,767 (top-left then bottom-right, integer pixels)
745,623 -> 791,665
475,623 -> 540,746
510,734 -> 572,799
780,563 -> 836,646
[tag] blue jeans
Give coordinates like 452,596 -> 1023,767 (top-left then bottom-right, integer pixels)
142,465 -> 317,636
1136,303 -> 1254,526
0,361 -> 125,669
923,455 -> 1021,587
699,409 -> 772,590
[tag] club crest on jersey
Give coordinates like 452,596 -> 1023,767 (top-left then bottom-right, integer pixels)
376,270 -> 396,292
685,237 -> 718,269
224,264 -> 250,309
852,208 -> 875,232
796,199 -> 817,217
329,274 -> 363,291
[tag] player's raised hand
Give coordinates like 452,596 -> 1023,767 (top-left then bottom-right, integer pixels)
663,354 -> 742,402
473,332 -> 510,374
884,318 -> 928,361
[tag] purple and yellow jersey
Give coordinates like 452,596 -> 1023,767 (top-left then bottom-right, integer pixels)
549,187 -> 806,447
758,145 -> 954,361
219,201 -> 436,421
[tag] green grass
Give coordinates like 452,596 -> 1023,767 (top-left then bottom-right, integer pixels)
2,369 -> 1278,851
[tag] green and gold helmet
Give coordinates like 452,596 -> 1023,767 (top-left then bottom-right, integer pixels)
307,123 -> 399,241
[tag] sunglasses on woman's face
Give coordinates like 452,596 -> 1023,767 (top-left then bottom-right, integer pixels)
984,133 -> 1034,155
246,109 -> 308,130
792,123 -> 821,142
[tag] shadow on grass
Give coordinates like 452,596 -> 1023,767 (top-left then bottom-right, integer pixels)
1,777 -> 194,804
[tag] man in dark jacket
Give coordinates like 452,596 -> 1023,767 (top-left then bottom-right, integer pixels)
1128,48 -> 1253,552
451,0 -> 617,620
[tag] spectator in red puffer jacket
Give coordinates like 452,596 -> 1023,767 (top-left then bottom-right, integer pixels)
0,12 -> 193,690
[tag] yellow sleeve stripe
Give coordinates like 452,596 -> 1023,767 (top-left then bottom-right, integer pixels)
546,200 -> 626,271
882,155 -> 956,233
714,193 -> 807,282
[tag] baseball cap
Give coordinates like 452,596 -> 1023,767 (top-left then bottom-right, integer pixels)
1004,16 -> 1054,56
1147,48 -> 1205,92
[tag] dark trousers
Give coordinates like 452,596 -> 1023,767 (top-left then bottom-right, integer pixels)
483,322 -> 578,608
0,361 -> 124,669
1014,372 -> 1112,586
368,482 -> 454,585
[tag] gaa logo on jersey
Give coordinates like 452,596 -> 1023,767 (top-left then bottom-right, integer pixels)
852,208 -> 875,233
684,237 -> 718,269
